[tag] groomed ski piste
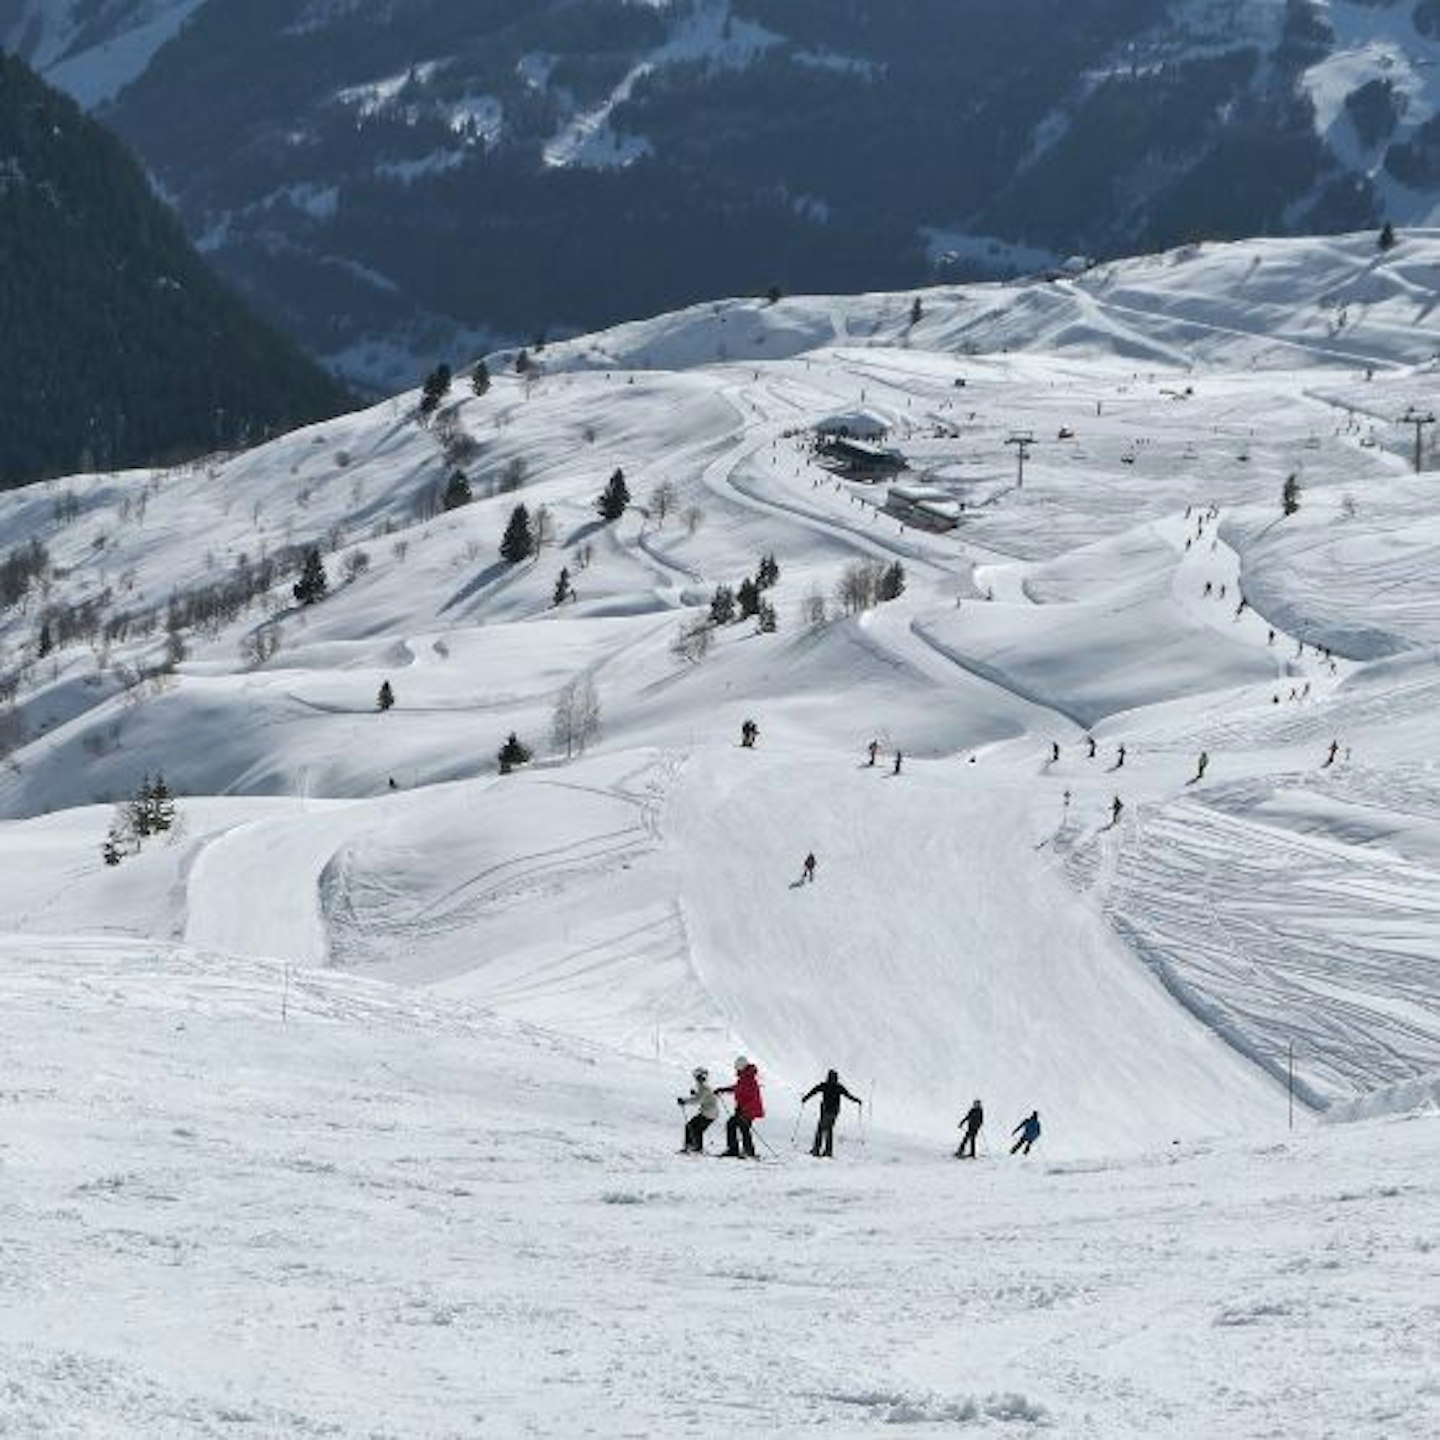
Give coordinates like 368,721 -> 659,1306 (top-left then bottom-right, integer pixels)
1,231 -> 1438,1436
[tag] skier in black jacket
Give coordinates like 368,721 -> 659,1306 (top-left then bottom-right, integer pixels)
801,1069 -> 862,1157
955,1098 -> 984,1158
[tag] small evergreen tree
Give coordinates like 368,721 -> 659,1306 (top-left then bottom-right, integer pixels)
1379,221 -> 1397,251
756,553 -> 780,590
878,560 -> 906,601
552,566 -> 574,606
36,618 -> 52,657
102,822 -> 125,866
419,362 -> 452,418
471,359 -> 491,396
500,504 -> 534,563
377,680 -> 395,711
736,576 -> 761,620
497,731 -> 533,774
293,548 -> 328,605
710,584 -> 736,625
149,773 -> 175,833
757,599 -> 778,633
766,284 -> 783,305
442,470 -> 473,511
596,468 -> 630,522
1282,473 -> 1301,516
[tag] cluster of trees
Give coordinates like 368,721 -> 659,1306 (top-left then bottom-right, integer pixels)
709,552 -> 781,631
674,553 -> 782,664
0,539 -> 49,608
836,558 -> 906,616
0,53 -> 350,488
102,773 -> 176,865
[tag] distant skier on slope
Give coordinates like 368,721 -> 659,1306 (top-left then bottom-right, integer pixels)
1110,795 -> 1124,827
801,1069 -> 862,1157
678,1067 -> 719,1153
893,750 -> 903,775
1323,738 -> 1340,768
801,852 -> 816,884
1190,751 -> 1209,784
867,739 -> 880,767
956,1099 -> 984,1159
1010,1110 -> 1041,1156
717,1056 -> 765,1158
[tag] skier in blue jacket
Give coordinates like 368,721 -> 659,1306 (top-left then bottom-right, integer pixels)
1010,1110 -> 1041,1156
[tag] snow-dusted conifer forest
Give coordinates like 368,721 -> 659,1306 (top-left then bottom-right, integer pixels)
1,231 -> 1437,1435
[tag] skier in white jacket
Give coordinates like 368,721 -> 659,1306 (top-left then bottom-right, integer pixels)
678,1067 -> 719,1152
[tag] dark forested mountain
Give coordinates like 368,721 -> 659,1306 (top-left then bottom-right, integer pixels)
0,49 -> 351,488
6,1 -> 1435,392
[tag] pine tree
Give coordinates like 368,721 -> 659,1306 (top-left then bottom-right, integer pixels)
552,566 -> 574,606
129,773 -> 155,839
1282,473 -> 1301,516
293,548 -> 328,605
736,576 -> 760,619
756,553 -> 780,590
878,560 -> 906,601
149,773 -> 175,832
418,362 -> 452,418
497,731 -> 533,774
757,599 -> 778,633
377,680 -> 395,711
442,470 -> 473,511
500,504 -> 534,563
102,823 -> 124,866
471,359 -> 491,397
596,468 -> 630,522
709,584 -> 736,625
37,618 -> 52,657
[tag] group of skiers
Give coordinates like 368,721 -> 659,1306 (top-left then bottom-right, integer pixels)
678,1059 -> 1041,1160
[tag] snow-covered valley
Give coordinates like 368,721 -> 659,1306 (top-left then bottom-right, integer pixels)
1,231 -> 1438,1435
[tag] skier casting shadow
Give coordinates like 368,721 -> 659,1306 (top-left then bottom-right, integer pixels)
801,1069 -> 862,1157
1010,1110 -> 1041,1156
717,1056 -> 765,1158
677,1066 -> 718,1153
955,1098 -> 984,1158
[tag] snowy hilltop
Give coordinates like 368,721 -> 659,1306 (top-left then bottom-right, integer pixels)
0,229 -> 1438,1436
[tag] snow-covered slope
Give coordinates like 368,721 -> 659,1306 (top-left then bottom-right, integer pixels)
2,229 -> 1439,1434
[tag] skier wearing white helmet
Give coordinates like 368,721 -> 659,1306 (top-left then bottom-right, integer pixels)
677,1066 -> 719,1153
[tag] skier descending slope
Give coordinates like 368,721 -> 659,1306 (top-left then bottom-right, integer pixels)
956,1098 -> 984,1158
677,1067 -> 718,1153
717,1056 -> 765,1158
801,1069 -> 862,1157
1011,1110 -> 1042,1156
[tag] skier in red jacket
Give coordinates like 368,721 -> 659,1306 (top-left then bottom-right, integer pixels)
717,1055 -> 765,1158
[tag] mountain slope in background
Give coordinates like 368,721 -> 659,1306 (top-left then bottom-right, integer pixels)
9,0 -> 1440,392
0,50 -> 352,487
